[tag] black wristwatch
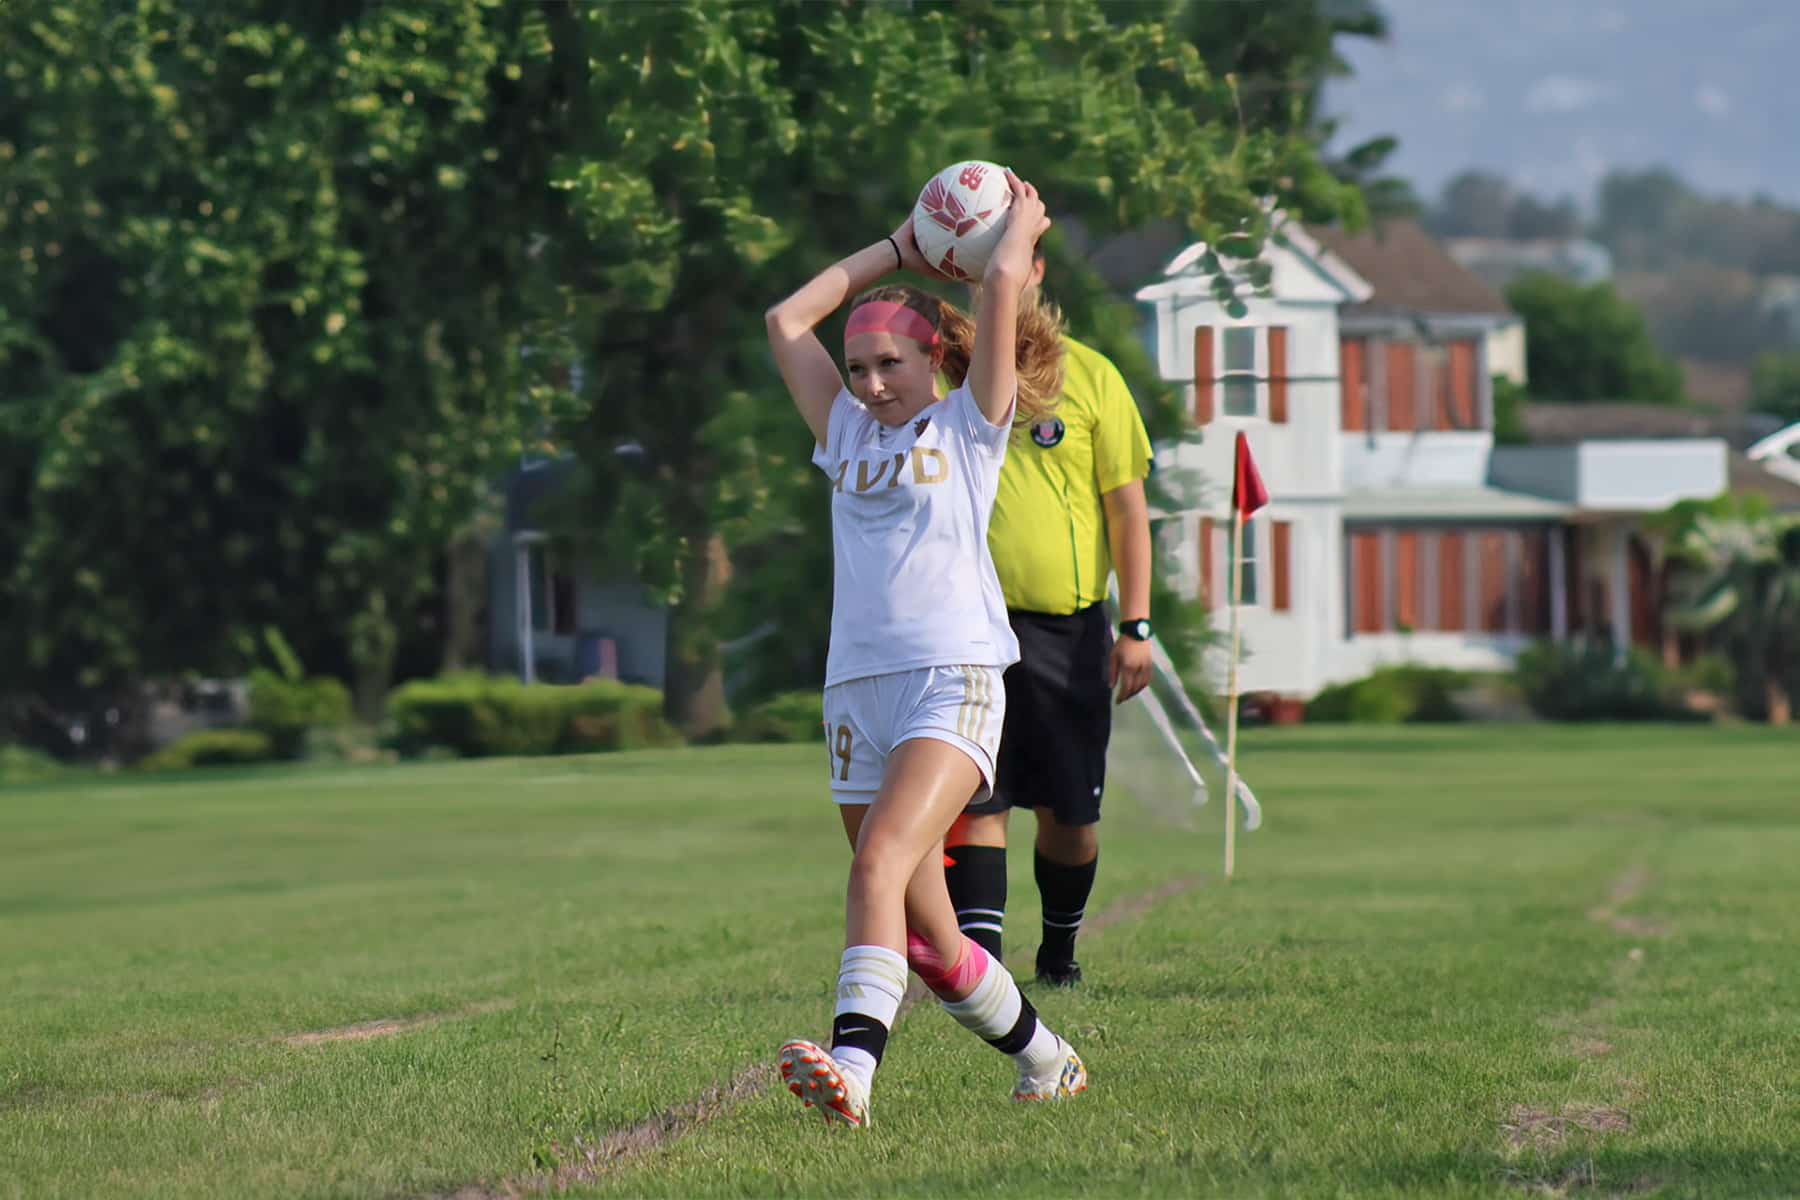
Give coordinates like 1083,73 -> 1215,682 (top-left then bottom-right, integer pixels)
1118,618 -> 1152,642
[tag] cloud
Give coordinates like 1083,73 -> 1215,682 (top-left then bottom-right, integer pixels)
1591,7 -> 1629,34
1523,75 -> 1615,114
1441,82 -> 1485,114
1695,84 -> 1732,118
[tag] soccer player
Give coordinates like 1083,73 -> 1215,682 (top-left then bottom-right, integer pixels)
945,246 -> 1156,987
762,171 -> 1087,1128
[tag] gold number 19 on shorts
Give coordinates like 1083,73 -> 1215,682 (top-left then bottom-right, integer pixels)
832,724 -> 853,781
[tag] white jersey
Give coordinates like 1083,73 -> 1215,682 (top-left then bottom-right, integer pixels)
812,382 -> 1020,687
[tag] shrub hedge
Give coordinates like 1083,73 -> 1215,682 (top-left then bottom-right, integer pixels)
1305,666 -> 1467,723
140,729 -> 276,770
729,691 -> 826,744
386,675 -> 678,757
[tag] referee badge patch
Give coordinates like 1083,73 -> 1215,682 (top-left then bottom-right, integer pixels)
1030,417 -> 1066,448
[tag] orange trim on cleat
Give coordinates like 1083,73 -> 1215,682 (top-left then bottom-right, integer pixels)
777,1039 -> 870,1129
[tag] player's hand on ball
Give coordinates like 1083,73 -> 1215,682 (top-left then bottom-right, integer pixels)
986,170 -> 1050,284
1109,636 -> 1153,705
888,217 -> 947,280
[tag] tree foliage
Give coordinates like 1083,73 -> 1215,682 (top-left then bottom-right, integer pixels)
2,0 -> 1368,742
1503,274 -> 1685,406
1666,505 -> 1800,724
1750,351 -> 1800,424
0,1 -> 582,717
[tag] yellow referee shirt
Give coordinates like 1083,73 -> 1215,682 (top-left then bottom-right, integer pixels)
988,336 -> 1154,615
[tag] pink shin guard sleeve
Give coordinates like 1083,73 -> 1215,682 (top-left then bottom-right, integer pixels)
906,931 -> 991,997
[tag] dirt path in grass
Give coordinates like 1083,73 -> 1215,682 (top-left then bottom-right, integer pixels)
282,1000 -> 515,1048
1496,863 -> 1662,1196
434,872 -> 1209,1200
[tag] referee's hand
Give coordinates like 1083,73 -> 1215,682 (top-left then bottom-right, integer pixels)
1109,637 -> 1153,705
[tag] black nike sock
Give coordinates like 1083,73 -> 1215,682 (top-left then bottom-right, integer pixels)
944,844 -> 1008,959
1035,850 -> 1098,965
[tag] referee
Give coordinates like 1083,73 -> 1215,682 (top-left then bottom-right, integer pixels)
946,247 -> 1155,986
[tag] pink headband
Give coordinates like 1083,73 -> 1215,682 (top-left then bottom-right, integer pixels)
845,300 -> 940,348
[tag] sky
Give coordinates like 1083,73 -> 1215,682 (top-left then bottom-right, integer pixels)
1321,0 -> 1800,211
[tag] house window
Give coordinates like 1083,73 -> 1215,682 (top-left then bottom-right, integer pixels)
1229,516 -> 1260,605
528,545 -> 578,636
1222,327 -> 1258,417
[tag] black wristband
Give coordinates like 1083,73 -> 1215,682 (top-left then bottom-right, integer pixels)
886,235 -> 903,271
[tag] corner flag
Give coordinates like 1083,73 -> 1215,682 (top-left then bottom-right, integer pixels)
1231,431 -> 1269,517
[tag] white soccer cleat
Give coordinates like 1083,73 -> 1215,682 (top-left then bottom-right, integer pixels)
778,1039 -> 870,1128
1013,1037 -> 1089,1103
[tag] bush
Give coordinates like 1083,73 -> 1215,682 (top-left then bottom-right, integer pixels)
1670,653 -> 1736,697
386,675 -> 678,758
0,744 -> 65,786
249,669 -> 352,759
1514,640 -> 1683,721
1306,666 -> 1467,723
302,723 -> 393,765
140,729 -> 275,771
729,691 -> 826,743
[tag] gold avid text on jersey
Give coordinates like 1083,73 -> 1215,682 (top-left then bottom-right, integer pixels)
833,448 -> 950,494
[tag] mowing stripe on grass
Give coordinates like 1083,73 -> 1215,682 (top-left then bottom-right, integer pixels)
1497,863 -> 1657,1193
437,873 -> 1208,1199
281,1000 -> 515,1047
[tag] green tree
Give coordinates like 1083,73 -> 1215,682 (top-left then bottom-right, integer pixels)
1503,273 -> 1686,406
0,2 -> 581,721
1105,0 -> 1416,218
1750,351 -> 1800,424
1666,507 -> 1800,724
548,0 -> 1361,734
1430,170 -> 1517,238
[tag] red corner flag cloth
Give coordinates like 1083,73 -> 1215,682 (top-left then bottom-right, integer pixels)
1231,431 -> 1269,517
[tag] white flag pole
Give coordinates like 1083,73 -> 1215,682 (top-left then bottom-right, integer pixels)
1223,511 -> 1246,881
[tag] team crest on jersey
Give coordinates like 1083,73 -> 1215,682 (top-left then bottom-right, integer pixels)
1030,417 -> 1066,448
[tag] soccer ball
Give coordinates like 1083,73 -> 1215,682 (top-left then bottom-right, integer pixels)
911,160 -> 1013,283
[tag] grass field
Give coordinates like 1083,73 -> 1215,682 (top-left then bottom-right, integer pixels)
2,725 -> 1797,1199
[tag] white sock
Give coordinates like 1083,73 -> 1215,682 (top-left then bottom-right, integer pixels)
940,953 -> 1063,1077
830,944 -> 908,1092
831,1045 -> 878,1090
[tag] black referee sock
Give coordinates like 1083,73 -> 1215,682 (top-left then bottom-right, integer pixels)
944,844 -> 1008,960
1035,850 -> 1098,966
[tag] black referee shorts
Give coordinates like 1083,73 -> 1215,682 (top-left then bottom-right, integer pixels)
966,603 -> 1114,826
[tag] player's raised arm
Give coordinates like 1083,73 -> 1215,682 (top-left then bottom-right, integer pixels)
968,172 -> 1051,428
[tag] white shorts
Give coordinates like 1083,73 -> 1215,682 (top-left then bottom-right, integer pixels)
822,665 -> 1006,806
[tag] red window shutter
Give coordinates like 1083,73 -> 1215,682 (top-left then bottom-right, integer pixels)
1395,531 -> 1422,630
1449,340 -> 1478,429
1268,326 -> 1289,424
1353,531 -> 1385,633
1193,326 -> 1215,426
1438,532 -> 1467,632
1341,338 -> 1366,431
1200,516 -> 1215,606
1272,520 -> 1292,612
1387,342 -> 1417,431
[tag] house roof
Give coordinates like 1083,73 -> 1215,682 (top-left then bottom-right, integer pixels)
1517,402 -> 1783,449
1309,220 -> 1515,320
1342,485 -> 1574,521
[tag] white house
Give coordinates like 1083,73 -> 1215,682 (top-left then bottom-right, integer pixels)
1137,219 -> 1731,704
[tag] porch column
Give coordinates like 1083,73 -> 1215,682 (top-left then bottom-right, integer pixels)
1549,525 -> 1568,640
514,531 -> 541,685
1609,526 -> 1630,660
